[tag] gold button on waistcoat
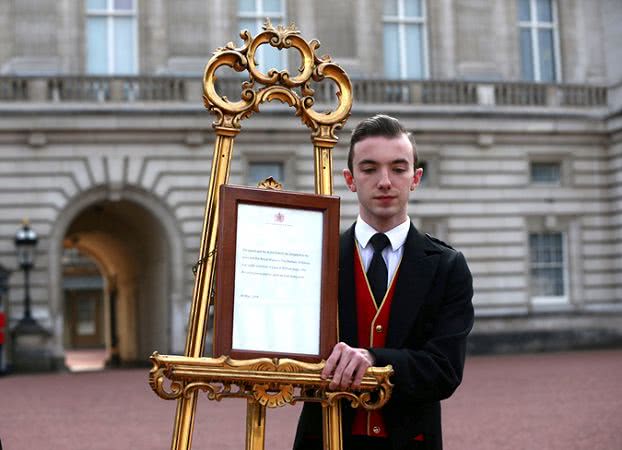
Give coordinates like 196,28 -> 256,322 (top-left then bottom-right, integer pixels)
375,325 -> 383,333
372,426 -> 381,434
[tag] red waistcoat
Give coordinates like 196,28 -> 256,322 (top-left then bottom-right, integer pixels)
352,246 -> 400,438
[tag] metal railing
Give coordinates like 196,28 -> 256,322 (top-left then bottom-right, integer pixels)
0,75 -> 609,108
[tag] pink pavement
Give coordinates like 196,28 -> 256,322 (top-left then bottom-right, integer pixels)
1,349 -> 621,450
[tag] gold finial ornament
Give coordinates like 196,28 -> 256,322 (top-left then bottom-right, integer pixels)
256,176 -> 283,190
203,20 -> 352,144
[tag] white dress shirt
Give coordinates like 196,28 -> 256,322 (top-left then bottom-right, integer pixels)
354,216 -> 410,289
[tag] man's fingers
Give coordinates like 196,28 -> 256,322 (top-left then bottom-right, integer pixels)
328,357 -> 348,389
322,342 -> 345,379
351,364 -> 367,389
323,343 -> 373,390
337,357 -> 360,390
327,344 -> 353,389
347,351 -> 372,389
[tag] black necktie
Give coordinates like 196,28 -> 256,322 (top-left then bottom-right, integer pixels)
367,233 -> 390,306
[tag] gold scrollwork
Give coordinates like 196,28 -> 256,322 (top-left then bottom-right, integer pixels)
202,20 -> 352,141
257,176 -> 283,190
149,352 -> 393,411
253,384 -> 294,407
148,362 -> 184,400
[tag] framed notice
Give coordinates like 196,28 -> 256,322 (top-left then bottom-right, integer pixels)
213,184 -> 339,362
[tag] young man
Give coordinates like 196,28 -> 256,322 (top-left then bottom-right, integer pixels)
294,115 -> 474,450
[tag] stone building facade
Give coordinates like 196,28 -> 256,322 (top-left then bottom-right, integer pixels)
0,0 -> 620,368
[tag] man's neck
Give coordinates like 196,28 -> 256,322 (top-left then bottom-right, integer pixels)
358,215 -> 409,233
357,216 -> 410,234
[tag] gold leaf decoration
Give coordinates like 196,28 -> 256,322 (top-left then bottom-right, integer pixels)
202,20 -> 352,141
149,352 -> 393,410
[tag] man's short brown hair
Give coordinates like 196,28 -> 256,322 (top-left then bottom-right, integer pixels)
347,114 -> 418,172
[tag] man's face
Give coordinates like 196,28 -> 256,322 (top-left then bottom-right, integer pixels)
343,134 -> 423,232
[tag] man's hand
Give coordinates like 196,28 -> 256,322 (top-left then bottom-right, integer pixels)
321,342 -> 375,390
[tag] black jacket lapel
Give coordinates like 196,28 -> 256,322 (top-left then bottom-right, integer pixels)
338,224 -> 358,347
386,224 -> 441,348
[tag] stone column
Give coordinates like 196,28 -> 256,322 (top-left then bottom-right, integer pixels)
433,0 -> 456,79
355,0 -> 383,77
291,0 -> 317,39
143,0 -> 169,73
57,0 -> 81,73
207,0 -> 230,53
0,0 -> 14,68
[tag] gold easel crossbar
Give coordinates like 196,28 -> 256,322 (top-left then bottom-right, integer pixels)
150,352 -> 393,409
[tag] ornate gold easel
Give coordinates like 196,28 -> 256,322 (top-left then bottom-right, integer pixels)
149,22 -> 393,450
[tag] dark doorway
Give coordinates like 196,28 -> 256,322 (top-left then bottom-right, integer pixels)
65,289 -> 104,348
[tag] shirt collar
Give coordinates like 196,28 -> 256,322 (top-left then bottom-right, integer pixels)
355,216 -> 410,251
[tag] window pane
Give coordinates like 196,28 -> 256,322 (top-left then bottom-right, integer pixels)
418,161 -> 427,185
87,0 -> 107,11
264,0 -> 282,13
404,0 -> 422,17
383,24 -> 400,78
538,29 -> 556,81
384,0 -> 398,16
518,0 -> 531,21
239,0 -> 255,13
529,232 -> 565,297
531,161 -> 561,183
529,234 -> 538,262
114,17 -> 135,74
87,17 -> 108,74
257,43 -> 283,73
77,298 -> 96,335
531,267 -> 563,296
405,24 -> 424,78
248,162 -> 284,186
536,0 -> 553,22
239,18 -> 257,34
551,233 -> 562,253
520,29 -> 534,80
114,0 -> 133,10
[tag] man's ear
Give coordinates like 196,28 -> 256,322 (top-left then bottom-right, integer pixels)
411,167 -> 423,191
343,168 -> 356,192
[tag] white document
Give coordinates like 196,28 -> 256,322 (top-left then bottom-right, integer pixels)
232,203 -> 323,355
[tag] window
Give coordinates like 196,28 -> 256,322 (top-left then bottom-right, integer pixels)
518,0 -> 560,82
530,161 -> 561,184
86,0 -> 138,75
383,0 -> 428,79
247,161 -> 284,186
419,217 -> 448,242
418,160 -> 428,186
238,0 -> 286,74
416,155 -> 439,188
529,232 -> 567,303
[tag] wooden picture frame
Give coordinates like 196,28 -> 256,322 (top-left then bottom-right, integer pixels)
213,184 -> 339,362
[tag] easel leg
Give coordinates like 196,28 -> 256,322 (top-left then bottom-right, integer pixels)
322,402 -> 343,450
246,398 -> 266,450
171,393 -> 198,450
168,129 -> 237,450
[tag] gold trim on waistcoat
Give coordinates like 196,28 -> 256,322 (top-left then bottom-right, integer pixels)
354,245 -> 402,436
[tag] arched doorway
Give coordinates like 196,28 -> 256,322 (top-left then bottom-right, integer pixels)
61,198 -> 173,368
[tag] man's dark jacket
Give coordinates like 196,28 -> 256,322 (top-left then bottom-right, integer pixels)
294,223 -> 474,450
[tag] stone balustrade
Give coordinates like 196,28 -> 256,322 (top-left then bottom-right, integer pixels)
0,75 -> 610,109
